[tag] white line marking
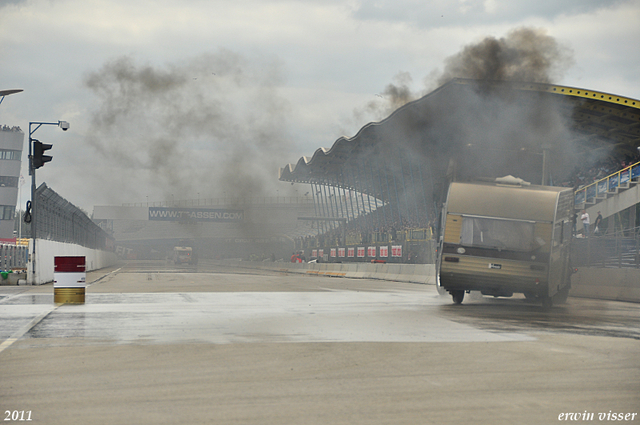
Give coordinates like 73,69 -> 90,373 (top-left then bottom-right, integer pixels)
0,305 -> 59,354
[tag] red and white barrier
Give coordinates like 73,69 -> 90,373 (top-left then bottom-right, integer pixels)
53,256 -> 86,304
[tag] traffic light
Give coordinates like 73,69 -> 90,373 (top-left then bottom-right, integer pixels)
32,139 -> 53,169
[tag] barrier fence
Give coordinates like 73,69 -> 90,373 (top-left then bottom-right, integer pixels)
575,161 -> 640,206
296,227 -> 433,249
572,231 -> 640,269
0,243 -> 28,270
35,183 -> 113,250
295,227 -> 435,264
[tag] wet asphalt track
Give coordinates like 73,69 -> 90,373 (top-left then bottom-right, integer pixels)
0,260 -> 638,424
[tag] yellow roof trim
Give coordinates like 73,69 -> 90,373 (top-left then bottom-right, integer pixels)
454,79 -> 640,109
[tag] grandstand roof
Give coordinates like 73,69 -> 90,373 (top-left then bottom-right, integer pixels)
279,78 -> 640,195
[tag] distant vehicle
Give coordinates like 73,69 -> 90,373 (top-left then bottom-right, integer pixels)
437,178 -> 574,308
172,246 -> 196,265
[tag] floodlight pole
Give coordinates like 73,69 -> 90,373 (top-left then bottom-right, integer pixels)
541,144 -> 552,186
28,121 -> 69,284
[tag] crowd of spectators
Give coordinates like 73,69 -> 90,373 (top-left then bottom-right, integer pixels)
295,203 -> 435,250
559,152 -> 640,190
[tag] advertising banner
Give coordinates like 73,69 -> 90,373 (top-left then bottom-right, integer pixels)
148,207 -> 243,222
379,246 -> 389,257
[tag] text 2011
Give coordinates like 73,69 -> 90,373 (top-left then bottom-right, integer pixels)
4,411 -> 32,421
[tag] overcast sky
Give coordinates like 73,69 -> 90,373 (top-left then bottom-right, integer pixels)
1,0 -> 638,212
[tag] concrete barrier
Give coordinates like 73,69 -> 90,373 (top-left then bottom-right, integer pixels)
571,267 -> 640,303
29,239 -> 118,285
217,260 -> 636,303
217,260 -> 436,285
0,271 -> 27,286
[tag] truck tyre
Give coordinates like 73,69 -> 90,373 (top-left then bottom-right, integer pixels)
553,286 -> 570,305
451,290 -> 464,305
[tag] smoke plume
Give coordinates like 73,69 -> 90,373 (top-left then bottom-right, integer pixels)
357,27 -> 574,123
354,71 -> 417,123
348,27 -> 579,206
437,27 -> 574,86
84,51 -> 295,206
431,27 -> 578,183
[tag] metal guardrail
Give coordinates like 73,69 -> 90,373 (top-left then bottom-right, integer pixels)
572,232 -> 640,269
575,161 -> 640,206
296,228 -> 432,249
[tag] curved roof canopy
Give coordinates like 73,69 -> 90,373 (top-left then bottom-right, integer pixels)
279,79 -> 640,197
0,89 -> 23,96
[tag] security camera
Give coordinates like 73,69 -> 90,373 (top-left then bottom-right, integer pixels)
59,121 -> 70,131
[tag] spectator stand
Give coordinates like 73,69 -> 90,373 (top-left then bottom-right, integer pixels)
575,160 -> 640,208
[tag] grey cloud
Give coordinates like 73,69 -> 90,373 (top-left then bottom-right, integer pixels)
350,0 -> 627,27
0,0 -> 27,8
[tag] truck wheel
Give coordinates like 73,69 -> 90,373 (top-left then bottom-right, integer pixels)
541,296 -> 553,310
553,286 -> 570,305
451,290 -> 464,305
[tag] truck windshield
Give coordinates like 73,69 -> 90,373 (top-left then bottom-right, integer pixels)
459,217 -> 541,251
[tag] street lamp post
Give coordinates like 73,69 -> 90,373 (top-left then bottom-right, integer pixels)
0,89 -> 23,106
28,120 -> 69,284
